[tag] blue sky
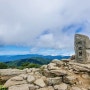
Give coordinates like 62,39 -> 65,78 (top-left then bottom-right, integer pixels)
0,0 -> 90,55
0,45 -> 74,56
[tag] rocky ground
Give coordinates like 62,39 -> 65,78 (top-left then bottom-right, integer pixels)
0,59 -> 90,90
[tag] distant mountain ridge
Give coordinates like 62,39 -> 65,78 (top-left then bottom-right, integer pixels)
0,54 -> 70,62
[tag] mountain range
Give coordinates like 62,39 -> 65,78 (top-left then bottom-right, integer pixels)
0,54 -> 70,62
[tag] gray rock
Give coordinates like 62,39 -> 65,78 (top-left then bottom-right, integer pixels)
47,63 -> 60,70
8,84 -> 30,90
50,69 -> 67,76
4,76 -> 27,87
51,59 -> 64,67
63,76 -> 77,85
69,62 -> 90,73
19,74 -> 28,80
70,87 -> 81,90
47,77 -> 62,85
27,75 -> 35,83
54,83 -> 68,90
0,69 -> 26,76
11,76 -> 24,81
34,78 -> 46,88
37,86 -> 54,90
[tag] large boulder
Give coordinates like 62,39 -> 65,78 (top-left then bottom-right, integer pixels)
4,76 -> 27,87
0,69 -> 26,84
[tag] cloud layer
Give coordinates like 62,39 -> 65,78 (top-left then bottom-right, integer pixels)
0,0 -> 90,55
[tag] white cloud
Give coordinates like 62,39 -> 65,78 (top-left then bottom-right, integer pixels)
0,0 -> 90,51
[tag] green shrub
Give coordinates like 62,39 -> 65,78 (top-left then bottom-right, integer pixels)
27,63 -> 41,68
0,85 -> 8,90
20,62 -> 41,69
0,62 -> 8,69
21,62 -> 30,67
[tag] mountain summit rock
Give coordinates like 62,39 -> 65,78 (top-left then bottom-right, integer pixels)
2,59 -> 90,90
1,34 -> 90,90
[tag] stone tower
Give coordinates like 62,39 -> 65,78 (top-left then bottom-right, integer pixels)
75,34 -> 90,64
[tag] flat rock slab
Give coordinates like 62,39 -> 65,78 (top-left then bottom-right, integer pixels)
34,78 -> 46,88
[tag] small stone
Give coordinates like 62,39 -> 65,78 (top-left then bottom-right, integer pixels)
54,83 -> 68,90
47,63 -> 59,70
11,76 -> 23,81
8,84 -> 30,90
34,78 -> 46,87
82,74 -> 90,79
47,77 -> 62,85
37,86 -> 54,90
27,75 -> 35,83
50,69 -> 67,76
19,74 -> 28,80
64,76 -> 77,85
71,87 -> 81,90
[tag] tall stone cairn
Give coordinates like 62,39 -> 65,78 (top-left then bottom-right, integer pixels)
75,34 -> 90,64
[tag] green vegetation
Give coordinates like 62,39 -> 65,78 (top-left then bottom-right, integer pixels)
0,85 -> 8,90
5,57 -> 51,69
0,62 -> 8,69
18,62 -> 41,69
0,57 -> 50,69
1,56 -> 70,69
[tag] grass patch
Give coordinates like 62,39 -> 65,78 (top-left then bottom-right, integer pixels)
0,85 -> 8,90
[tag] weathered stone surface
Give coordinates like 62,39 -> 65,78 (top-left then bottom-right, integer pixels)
47,63 -> 60,70
3,59 -> 90,90
11,84 -> 39,90
11,76 -> 24,81
29,84 -> 39,90
82,74 -> 90,79
54,83 -> 68,90
0,69 -> 26,76
37,86 -> 54,90
40,65 -> 47,69
8,84 -> 30,90
51,59 -> 63,66
75,34 -> 90,63
47,77 -> 62,85
63,76 -> 77,85
50,69 -> 67,76
69,62 -> 90,72
0,69 -> 26,83
4,76 -> 27,87
27,75 -> 35,83
70,87 -> 81,90
34,78 -> 46,87
19,74 -> 28,80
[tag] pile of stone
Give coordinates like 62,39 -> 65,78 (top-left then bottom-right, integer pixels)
0,69 -> 26,84
3,59 -> 90,90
